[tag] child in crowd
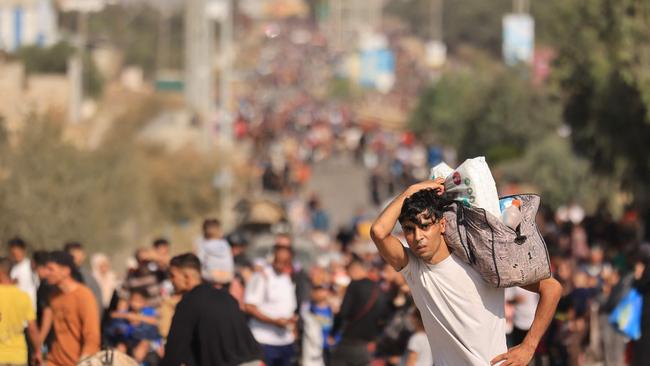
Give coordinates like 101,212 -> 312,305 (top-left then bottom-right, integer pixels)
107,289 -> 161,363
302,285 -> 337,366
403,308 -> 432,366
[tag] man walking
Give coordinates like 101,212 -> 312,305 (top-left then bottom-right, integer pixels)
162,253 -> 262,366
244,246 -> 297,366
0,257 -> 42,366
64,242 -> 103,313
7,237 -> 37,309
329,258 -> 388,366
45,251 -> 100,366
370,180 -> 562,366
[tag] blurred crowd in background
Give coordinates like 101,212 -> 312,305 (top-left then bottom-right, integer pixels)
1,1 -> 649,366
3,197 -> 649,366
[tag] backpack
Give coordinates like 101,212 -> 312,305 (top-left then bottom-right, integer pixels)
443,193 -> 551,288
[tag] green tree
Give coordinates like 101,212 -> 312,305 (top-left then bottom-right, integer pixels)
551,0 -> 650,206
83,4 -> 184,76
410,55 -> 560,164
0,117 -> 150,251
15,42 -> 74,73
15,41 -> 104,97
0,96 -> 222,251
498,135 -> 610,211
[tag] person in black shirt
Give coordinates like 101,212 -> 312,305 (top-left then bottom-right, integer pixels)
32,251 -> 55,349
329,258 -> 388,366
162,253 -> 262,366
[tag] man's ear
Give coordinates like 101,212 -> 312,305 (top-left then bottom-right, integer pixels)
439,217 -> 446,234
182,269 -> 194,286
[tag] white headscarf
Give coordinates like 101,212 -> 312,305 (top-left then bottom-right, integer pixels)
91,253 -> 117,308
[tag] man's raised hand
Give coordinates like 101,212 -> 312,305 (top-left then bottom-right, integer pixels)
406,178 -> 446,197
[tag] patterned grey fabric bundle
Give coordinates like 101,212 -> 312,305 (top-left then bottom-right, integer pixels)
443,194 -> 551,288
77,350 -> 139,366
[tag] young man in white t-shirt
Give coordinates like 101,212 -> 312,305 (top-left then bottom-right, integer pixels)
244,246 -> 297,366
370,179 -> 562,366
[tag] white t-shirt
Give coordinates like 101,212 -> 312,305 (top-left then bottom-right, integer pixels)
404,331 -> 433,366
10,259 -> 37,310
505,287 -> 539,331
400,249 -> 507,366
244,266 -> 297,346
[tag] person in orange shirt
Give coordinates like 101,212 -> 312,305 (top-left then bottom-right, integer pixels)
44,251 -> 100,366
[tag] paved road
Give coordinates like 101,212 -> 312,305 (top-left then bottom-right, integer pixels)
306,154 -> 374,231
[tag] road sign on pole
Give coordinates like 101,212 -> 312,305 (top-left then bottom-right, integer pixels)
502,13 -> 534,65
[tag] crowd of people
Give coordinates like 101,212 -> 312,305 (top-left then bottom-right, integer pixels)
231,20 -> 439,215
0,195 -> 649,366
1,15 -> 649,366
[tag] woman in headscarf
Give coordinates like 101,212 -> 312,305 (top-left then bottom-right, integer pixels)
91,253 -> 118,310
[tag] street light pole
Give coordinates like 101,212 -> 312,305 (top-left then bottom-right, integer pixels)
513,0 -> 530,13
431,0 -> 443,42
220,0 -> 233,143
68,10 -> 88,124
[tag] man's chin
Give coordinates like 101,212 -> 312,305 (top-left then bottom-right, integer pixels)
416,252 -> 433,262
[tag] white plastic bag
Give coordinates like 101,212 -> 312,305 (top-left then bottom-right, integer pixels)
430,157 -> 501,219
430,162 -> 454,180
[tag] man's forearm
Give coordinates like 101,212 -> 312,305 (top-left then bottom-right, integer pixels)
371,190 -> 410,240
27,321 -> 42,354
244,304 -> 280,326
39,308 -> 52,343
521,278 -> 562,349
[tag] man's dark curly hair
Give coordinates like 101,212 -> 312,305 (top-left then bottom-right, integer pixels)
399,188 -> 451,225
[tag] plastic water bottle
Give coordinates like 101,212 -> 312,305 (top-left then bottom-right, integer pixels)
502,199 -> 522,230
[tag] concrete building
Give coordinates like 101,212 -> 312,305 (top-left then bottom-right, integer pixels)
0,0 -> 58,52
0,60 -> 70,134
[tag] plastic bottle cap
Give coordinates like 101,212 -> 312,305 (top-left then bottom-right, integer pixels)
512,199 -> 521,208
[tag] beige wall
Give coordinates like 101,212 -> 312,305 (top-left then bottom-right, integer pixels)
0,61 -> 69,132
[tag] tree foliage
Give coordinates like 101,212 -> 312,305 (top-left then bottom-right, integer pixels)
15,41 -> 104,97
84,4 -> 184,75
0,118 -> 148,251
410,55 -> 560,164
498,135 -> 609,211
551,0 -> 650,202
0,102 -> 220,251
15,42 -> 75,74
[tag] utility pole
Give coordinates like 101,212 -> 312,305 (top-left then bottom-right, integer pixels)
329,0 -> 343,51
218,0 -> 235,231
157,2 -> 172,74
431,0 -> 443,42
219,0 -> 233,143
68,7 -> 88,124
184,0 -> 214,131
513,0 -> 530,13
60,0 -> 105,124
202,0 -> 235,230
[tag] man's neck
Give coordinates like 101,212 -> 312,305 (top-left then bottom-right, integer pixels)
424,240 -> 451,265
0,277 -> 13,285
185,279 -> 202,293
58,278 -> 78,293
